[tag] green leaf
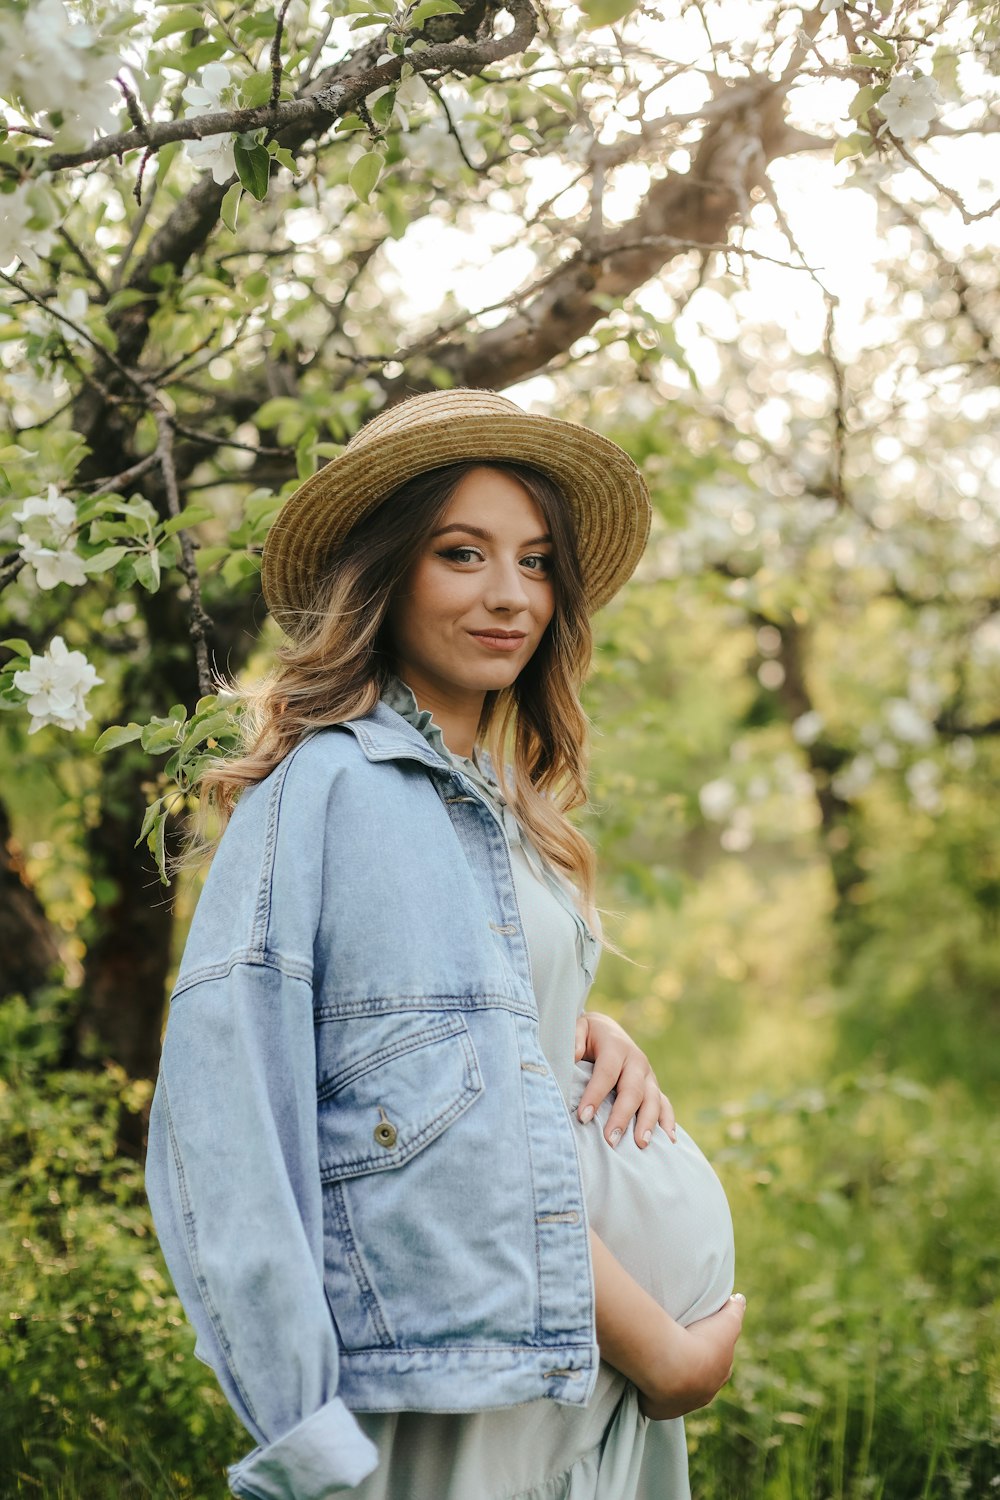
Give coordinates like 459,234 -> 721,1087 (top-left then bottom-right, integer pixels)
195,545 -> 230,571
409,0 -> 463,26
254,396 -> 301,429
834,132 -> 870,164
82,546 -> 129,573
349,150 -> 383,203
152,7 -> 204,39
177,39 -> 228,72
863,29 -> 897,60
221,551 -> 261,585
141,721 -> 181,752
160,504 -> 213,537
295,425 -> 318,480
152,809 -> 168,885
848,85 -> 880,120
370,90 -> 396,129
134,796 -> 164,848
1,637 -> 31,657
267,142 -> 298,173
234,141 -> 270,201
579,0 -> 640,26
103,288 -> 154,315
95,722 -> 144,752
539,84 -> 578,116
184,709 -> 235,747
221,181 -> 243,232
238,72 -> 275,109
133,551 -> 162,592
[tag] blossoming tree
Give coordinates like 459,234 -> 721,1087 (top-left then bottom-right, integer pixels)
0,0 -> 997,1074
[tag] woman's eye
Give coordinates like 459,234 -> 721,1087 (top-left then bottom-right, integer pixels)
438,546 -> 482,564
521,553 -> 552,573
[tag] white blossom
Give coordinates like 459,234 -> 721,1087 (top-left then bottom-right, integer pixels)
791,710 -> 824,746
183,64 -> 237,185
880,72 -> 941,140
13,484 -> 76,533
17,535 -> 88,589
23,288 -> 89,344
182,62 -> 233,113
698,778 -> 737,821
885,696 -> 935,746
12,635 -> 103,733
0,181 -> 60,273
821,0 -> 846,11
0,0 -> 123,144
905,758 -> 942,814
832,753 -> 875,800
14,484 -> 86,590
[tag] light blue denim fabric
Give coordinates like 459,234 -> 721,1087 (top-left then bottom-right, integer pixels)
145,701 -> 599,1499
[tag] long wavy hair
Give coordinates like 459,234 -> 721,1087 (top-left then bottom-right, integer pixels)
185,460 -> 597,917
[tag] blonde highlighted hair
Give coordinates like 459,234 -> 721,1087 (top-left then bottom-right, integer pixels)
186,461 -> 598,918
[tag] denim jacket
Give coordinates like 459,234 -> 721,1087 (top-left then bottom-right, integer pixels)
145,702 -> 599,1499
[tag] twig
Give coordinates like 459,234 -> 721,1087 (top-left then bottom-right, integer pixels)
57,228 -> 111,299
112,162 -> 161,288
155,310 -> 257,385
886,130 -> 1000,224
169,418 -> 292,456
0,556 -> 26,592
424,77 -> 481,173
271,0 -> 294,110
79,452 -> 162,494
301,15 -> 336,88
117,74 -> 148,138
151,405 -> 214,698
134,146 -> 154,207
824,301 -> 847,507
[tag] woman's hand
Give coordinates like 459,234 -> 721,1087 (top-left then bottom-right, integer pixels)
636,1295 -> 746,1421
574,1011 -> 677,1149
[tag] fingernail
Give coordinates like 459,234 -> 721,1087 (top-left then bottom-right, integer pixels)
580,1105 -> 594,1124
730,1292 -> 746,1308
609,1128 -> 622,1146
642,1130 -> 652,1145
668,1127 -> 677,1143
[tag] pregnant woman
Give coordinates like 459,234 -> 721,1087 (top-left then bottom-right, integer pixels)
145,388 -> 743,1500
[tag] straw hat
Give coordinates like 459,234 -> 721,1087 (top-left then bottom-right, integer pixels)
261,387 -> 652,634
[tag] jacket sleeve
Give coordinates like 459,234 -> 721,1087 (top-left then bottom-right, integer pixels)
145,956 -> 379,1499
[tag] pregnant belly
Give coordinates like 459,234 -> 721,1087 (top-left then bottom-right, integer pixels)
570,1061 -> 736,1326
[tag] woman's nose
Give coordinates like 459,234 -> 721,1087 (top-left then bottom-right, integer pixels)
484,559 -> 530,613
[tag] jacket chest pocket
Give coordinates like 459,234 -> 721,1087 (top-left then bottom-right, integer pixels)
316,1014 -> 484,1181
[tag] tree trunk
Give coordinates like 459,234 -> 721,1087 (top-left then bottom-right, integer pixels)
0,797 -> 62,1000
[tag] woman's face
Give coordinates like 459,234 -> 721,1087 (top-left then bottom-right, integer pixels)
387,466 -> 556,708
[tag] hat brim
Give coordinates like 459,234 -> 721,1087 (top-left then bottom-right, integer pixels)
261,410 -> 651,633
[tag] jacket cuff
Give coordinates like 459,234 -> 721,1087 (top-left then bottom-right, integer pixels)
228,1397 -> 379,1499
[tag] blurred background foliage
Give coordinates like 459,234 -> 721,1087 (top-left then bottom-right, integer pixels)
2,0 -> 999,1494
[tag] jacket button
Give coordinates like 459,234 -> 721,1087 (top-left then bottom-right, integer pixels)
374,1107 -> 398,1149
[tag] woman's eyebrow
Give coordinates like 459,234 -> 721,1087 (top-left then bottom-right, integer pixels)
431,523 -> 552,545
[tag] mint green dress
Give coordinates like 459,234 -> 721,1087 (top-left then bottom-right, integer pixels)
351,682 -> 736,1500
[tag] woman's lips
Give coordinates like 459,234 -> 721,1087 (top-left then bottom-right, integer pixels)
468,630 -> 527,652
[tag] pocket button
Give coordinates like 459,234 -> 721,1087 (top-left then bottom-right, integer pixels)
373,1107 -> 398,1149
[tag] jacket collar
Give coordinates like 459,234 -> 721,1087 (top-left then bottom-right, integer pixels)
338,700 -> 456,773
